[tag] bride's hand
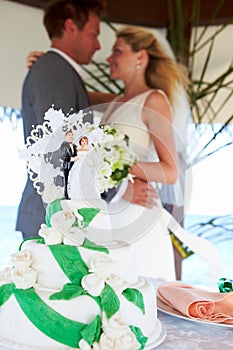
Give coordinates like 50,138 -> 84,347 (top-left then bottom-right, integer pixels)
123,178 -> 158,208
26,51 -> 45,69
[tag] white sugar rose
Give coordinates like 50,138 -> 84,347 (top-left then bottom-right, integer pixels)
106,274 -> 128,295
88,254 -> 114,277
50,210 -> 76,232
63,227 -> 85,246
79,339 -> 91,350
11,267 -> 37,289
11,250 -> 32,269
78,339 -> 101,350
39,224 -> 63,245
81,273 -> 105,297
97,333 -> 115,350
0,267 -> 12,286
101,312 -> 129,337
130,276 -> 146,289
115,332 -> 140,350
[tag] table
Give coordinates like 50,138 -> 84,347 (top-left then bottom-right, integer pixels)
155,310 -> 233,349
149,278 -> 233,350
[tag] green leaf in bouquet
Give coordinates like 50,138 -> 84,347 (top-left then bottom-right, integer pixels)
111,164 -> 130,181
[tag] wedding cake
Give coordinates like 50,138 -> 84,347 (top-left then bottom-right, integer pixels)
0,108 -> 165,349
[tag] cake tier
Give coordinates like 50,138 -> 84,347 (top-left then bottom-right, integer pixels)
22,240 -> 138,289
60,199 -> 112,244
0,278 -> 159,349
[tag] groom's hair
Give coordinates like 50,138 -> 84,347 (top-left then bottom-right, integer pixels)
44,0 -> 106,39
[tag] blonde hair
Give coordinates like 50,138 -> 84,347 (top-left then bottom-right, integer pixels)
116,26 -> 189,106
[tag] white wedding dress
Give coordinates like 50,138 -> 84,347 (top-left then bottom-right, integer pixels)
101,90 -> 177,280
68,91 -> 220,281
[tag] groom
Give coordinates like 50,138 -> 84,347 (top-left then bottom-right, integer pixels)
16,0 -> 157,239
16,0 -> 105,239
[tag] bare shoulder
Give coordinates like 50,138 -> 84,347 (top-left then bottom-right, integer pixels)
143,89 -> 171,122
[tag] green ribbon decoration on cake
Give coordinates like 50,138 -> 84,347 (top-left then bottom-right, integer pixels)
0,283 -> 15,306
49,244 -> 89,284
14,288 -> 86,347
77,208 -> 100,228
218,277 -> 233,293
45,199 -> 63,227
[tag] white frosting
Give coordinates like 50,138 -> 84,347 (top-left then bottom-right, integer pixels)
61,199 -> 112,244
21,240 -> 138,289
0,279 -> 159,349
0,201 -> 161,349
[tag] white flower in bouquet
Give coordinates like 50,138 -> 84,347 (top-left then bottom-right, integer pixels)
92,125 -> 137,193
98,161 -> 112,180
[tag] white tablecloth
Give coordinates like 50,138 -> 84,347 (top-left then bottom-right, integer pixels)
155,310 -> 233,349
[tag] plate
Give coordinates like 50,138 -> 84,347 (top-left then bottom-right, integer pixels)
157,297 -> 233,330
145,320 -> 167,349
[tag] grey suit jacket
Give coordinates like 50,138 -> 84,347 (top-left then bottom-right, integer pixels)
16,51 -> 93,238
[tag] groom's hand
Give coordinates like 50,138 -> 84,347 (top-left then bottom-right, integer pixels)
123,178 -> 158,208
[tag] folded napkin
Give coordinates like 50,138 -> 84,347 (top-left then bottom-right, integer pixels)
157,281 -> 233,324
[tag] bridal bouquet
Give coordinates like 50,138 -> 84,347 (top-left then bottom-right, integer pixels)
91,124 -> 137,193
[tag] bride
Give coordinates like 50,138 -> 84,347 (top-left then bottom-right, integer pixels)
27,26 -> 220,281
95,26 -> 186,280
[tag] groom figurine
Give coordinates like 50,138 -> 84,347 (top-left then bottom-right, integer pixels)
59,130 -> 78,199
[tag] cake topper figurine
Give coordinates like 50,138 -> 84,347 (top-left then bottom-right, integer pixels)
59,129 -> 79,199
18,106 -> 137,204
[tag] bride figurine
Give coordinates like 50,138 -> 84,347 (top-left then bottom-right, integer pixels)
68,135 -> 99,200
